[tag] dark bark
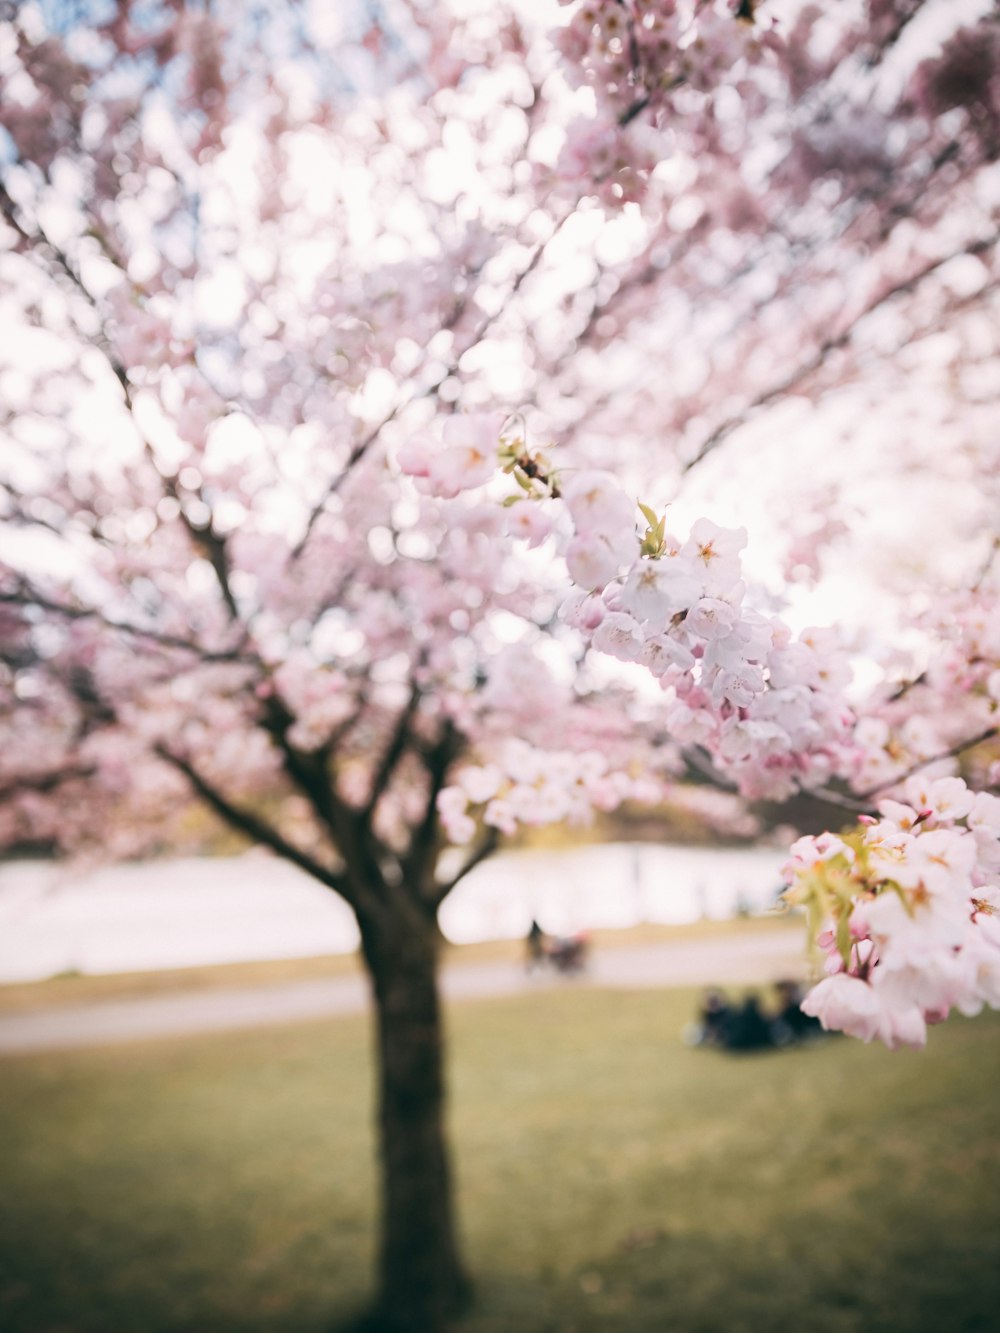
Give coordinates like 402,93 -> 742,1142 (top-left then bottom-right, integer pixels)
357,895 -> 470,1333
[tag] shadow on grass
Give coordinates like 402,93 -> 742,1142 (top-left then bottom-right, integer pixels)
3,1170 -> 998,1333
460,1226 -> 996,1333
327,1212 -> 1000,1333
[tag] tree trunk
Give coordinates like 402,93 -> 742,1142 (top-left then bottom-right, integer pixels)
357,898 -> 470,1333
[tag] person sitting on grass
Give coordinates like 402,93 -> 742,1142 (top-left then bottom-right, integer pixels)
772,978 -> 824,1043
723,993 -> 774,1052
684,988 -> 734,1047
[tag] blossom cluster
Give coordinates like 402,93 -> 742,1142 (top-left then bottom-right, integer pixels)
400,424 -> 857,803
852,584 -> 1000,794
784,776 -> 1000,1049
398,414 -> 508,500
555,470 -> 857,801
436,738 -> 662,843
550,0 -> 780,206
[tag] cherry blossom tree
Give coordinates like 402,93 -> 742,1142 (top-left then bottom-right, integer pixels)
2,1 -> 999,1328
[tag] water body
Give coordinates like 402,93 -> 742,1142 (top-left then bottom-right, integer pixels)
0,842 -> 786,982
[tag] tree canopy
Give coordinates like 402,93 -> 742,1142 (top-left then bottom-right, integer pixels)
2,3 -> 1000,1323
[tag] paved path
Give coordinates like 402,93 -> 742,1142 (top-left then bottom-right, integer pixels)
0,929 -> 805,1056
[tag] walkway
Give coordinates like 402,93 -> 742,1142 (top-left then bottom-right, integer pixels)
0,928 -> 805,1055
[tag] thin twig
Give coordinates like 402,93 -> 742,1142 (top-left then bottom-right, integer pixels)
0,588 -> 251,663
683,232 -> 1000,474
855,725 -> 999,802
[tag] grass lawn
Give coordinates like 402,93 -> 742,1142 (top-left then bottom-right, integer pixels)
1,986 -> 998,1332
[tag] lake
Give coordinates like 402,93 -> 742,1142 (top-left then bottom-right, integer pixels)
0,842 -> 787,981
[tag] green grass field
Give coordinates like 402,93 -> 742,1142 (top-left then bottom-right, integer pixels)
1,987 -> 998,1332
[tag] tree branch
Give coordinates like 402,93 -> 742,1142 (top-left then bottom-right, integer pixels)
799,786 -> 874,816
1,174 -> 254,631
683,232 -> 1000,474
973,534 -> 1000,592
0,588 -> 251,664
431,827 -> 499,909
257,693 -> 388,919
682,745 -> 738,792
364,672 -> 424,819
292,204 -> 581,558
402,721 -> 462,890
0,764 -> 97,806
854,726 -> 999,803
155,744 -> 354,902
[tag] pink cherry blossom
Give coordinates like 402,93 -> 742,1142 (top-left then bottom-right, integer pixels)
801,975 -> 885,1043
